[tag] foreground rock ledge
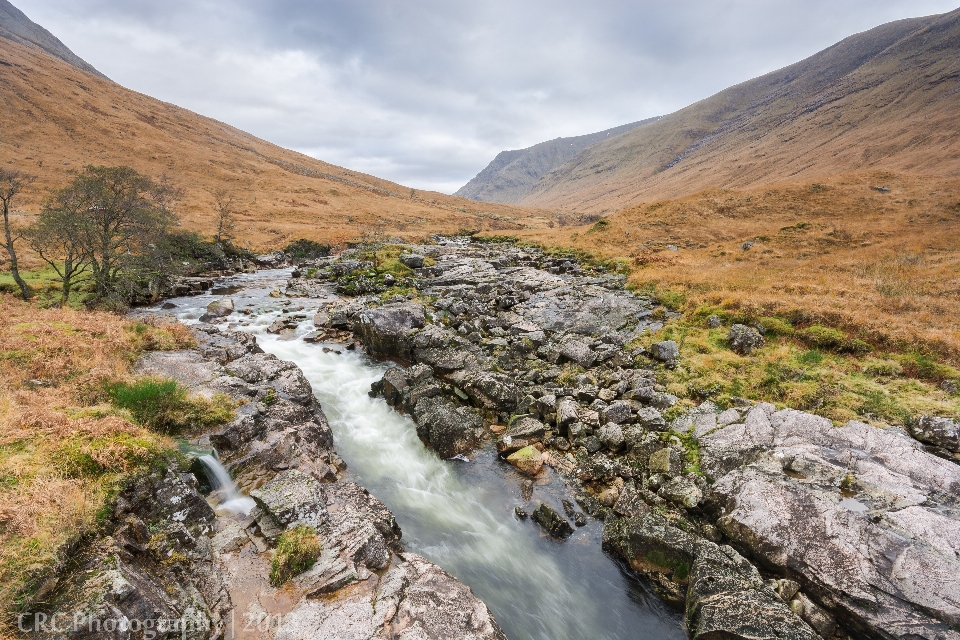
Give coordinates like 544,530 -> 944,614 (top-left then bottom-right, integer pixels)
29,324 -> 506,640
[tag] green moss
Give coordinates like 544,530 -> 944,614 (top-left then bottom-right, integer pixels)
270,525 -> 322,586
799,325 -> 846,350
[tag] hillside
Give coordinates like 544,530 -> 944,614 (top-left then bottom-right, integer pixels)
509,9 -> 960,212
455,118 -> 655,204
0,37 -> 545,253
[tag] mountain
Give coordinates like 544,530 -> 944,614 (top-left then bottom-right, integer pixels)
0,0 -> 106,79
485,9 -> 960,213
455,119 -> 656,204
0,29 -> 542,251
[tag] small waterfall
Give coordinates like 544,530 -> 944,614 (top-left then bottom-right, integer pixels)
196,454 -> 256,516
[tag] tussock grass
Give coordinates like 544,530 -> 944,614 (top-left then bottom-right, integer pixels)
270,525 -> 321,586
107,378 -> 234,435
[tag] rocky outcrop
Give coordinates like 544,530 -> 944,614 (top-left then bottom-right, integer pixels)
603,512 -> 818,639
31,322 -> 507,640
355,302 -> 426,359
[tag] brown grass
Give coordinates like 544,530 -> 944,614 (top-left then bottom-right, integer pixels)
515,172 -> 960,366
0,295 -> 193,628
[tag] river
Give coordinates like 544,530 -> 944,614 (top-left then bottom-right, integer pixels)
161,268 -> 684,640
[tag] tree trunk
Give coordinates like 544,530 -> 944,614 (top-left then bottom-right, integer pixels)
2,200 -> 30,300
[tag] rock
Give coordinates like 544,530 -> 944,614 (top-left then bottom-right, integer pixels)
583,435 -> 603,454
599,423 -> 625,452
250,468 -> 327,532
790,592 -> 837,638
601,400 -> 633,425
706,315 -> 722,329
413,396 -> 482,458
515,506 -> 528,519
658,476 -> 702,508
649,392 -> 678,409
603,513 -> 817,639
379,367 -> 409,406
728,323 -> 764,355
399,253 -> 425,268
913,415 -> 960,453
649,448 -> 683,477
312,310 -> 330,327
559,340 -> 597,368
649,340 -> 679,362
531,503 -> 574,539
357,303 -> 426,359
206,297 -> 235,317
555,397 -> 579,432
460,370 -> 521,411
506,445 -> 544,476
634,407 -> 666,430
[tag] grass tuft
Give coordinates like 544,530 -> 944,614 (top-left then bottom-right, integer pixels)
107,378 -> 235,434
270,525 -> 322,586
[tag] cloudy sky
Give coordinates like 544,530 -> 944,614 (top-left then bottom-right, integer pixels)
15,0 -> 960,193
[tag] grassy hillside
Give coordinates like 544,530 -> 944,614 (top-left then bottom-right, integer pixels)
0,37 -> 547,254
518,10 -> 960,213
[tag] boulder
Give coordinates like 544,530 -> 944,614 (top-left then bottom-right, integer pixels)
601,400 -> 633,425
531,503 -> 574,539
913,415 -> 960,453
460,370 -> 521,411
206,298 -> 235,317
658,475 -> 702,508
556,398 -> 580,432
380,367 -> 409,406
506,445 -> 544,476
649,448 -> 683,477
559,340 -> 597,368
728,324 -> 764,355
357,303 -> 426,359
413,396 -> 482,458
599,423 -> 625,452
649,340 -> 679,362
634,407 -> 666,430
399,253 -> 425,268
250,468 -> 327,532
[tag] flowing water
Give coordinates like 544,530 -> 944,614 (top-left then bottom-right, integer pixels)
195,454 -> 257,516
160,269 -> 684,640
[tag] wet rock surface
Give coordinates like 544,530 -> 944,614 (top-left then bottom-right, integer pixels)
287,239 -> 960,640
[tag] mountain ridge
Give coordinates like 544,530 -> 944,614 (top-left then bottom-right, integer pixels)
0,0 -> 106,79
455,118 -> 656,204
467,9 -> 960,212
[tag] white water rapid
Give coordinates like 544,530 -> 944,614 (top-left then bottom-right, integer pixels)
196,453 -> 256,516
163,269 -> 684,640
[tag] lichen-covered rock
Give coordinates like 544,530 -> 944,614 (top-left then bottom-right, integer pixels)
206,297 -> 235,317
459,369 -> 521,411
399,253 -> 425,268
658,475 -> 702,508
356,302 -> 426,359
559,340 -> 597,368
728,324 -> 764,355
913,415 -> 960,454
251,468 -> 327,531
413,396 -> 482,458
601,400 -> 633,425
506,445 -> 544,476
599,423 -> 625,452
649,340 -> 679,362
649,447 -> 683,477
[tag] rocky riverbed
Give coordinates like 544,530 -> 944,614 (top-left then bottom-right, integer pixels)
29,324 -> 506,640
267,239 -> 960,640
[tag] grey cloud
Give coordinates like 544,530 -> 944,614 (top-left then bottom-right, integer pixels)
14,0 -> 960,192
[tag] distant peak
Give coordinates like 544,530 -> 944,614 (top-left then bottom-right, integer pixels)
0,0 -> 108,79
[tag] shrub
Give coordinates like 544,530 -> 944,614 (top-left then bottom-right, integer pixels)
285,239 -> 332,261
107,378 -> 234,434
758,316 -> 794,336
862,358 -> 904,377
799,325 -> 845,350
270,525 -> 322,586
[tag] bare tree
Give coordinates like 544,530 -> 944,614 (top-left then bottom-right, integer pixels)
27,183 -> 91,307
0,169 -> 36,300
211,188 -> 238,245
